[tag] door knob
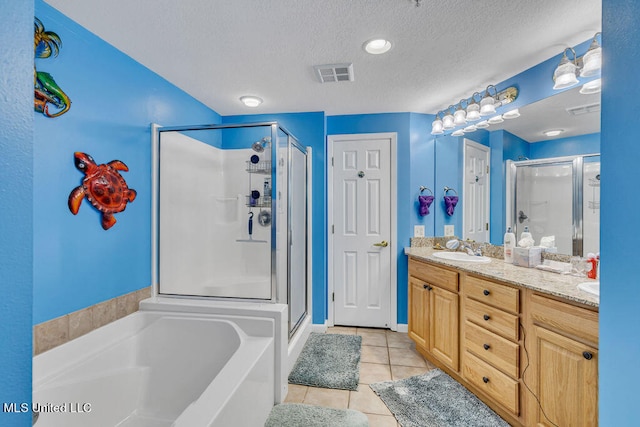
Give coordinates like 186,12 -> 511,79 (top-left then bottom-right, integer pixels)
373,240 -> 389,247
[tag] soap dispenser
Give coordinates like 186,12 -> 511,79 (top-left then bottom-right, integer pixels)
504,227 -> 515,263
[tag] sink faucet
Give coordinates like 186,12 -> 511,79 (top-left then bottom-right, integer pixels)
446,239 -> 482,256
460,241 -> 477,256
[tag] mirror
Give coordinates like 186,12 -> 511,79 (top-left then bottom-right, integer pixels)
434,84 -> 601,256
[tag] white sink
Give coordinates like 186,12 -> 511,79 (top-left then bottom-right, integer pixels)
432,251 -> 492,264
577,282 -> 599,296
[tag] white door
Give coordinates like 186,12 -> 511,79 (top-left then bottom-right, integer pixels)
463,139 -> 490,242
332,136 -> 391,328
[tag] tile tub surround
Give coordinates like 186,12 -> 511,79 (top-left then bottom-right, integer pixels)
405,247 -> 598,307
33,287 -> 151,355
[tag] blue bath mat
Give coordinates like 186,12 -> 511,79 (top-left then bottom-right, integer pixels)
265,403 -> 368,427
288,333 -> 362,390
370,369 -> 509,427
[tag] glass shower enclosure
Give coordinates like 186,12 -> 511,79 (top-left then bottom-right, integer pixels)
506,153 -> 600,256
152,122 -> 308,336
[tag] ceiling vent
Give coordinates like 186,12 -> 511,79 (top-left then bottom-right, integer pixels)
313,63 -> 354,83
566,102 -> 601,116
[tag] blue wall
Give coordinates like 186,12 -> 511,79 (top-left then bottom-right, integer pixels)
600,0 -> 640,424
529,132 -> 600,159
327,113 -> 418,324
410,113 -> 436,237
33,1 -> 221,324
223,113 -> 327,324
434,135 -> 463,236
0,0 -> 34,424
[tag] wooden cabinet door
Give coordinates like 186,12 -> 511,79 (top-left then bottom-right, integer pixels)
429,285 -> 459,371
408,276 -> 429,350
533,326 -> 598,427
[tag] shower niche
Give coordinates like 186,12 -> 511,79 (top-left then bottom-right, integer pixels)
152,122 -> 309,336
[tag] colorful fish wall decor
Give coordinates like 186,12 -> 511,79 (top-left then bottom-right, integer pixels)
34,17 -> 71,117
68,152 -> 137,230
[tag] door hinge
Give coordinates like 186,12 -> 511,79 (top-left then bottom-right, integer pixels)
486,223 -> 489,231
331,157 -> 334,166
332,224 -> 334,234
332,292 -> 335,302
486,165 -> 489,173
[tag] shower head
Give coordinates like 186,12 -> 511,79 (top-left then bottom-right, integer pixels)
251,137 -> 271,153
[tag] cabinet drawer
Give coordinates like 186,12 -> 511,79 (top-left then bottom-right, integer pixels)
465,298 -> 519,341
409,259 -> 458,292
463,351 -> 520,415
464,321 -> 519,379
530,293 -> 598,345
465,275 -> 519,314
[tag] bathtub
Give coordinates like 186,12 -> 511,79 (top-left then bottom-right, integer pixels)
139,296 -> 301,403
33,311 -> 275,427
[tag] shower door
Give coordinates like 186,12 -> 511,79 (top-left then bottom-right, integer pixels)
288,136 -> 308,337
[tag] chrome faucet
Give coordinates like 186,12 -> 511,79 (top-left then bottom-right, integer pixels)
446,239 -> 482,256
460,241 -> 476,256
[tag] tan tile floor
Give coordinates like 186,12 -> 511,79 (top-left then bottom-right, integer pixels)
284,327 -> 437,427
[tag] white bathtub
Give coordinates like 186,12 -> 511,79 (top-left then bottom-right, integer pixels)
33,311 -> 275,427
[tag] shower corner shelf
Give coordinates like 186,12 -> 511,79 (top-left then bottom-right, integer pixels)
588,177 -> 600,187
588,201 -> 600,210
246,160 -> 271,174
245,196 -> 272,208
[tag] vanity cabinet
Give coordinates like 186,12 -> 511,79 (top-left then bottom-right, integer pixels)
461,274 -> 521,416
408,259 -> 459,371
407,256 -> 599,427
526,293 -> 599,427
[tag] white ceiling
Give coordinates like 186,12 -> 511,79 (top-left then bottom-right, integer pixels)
44,0 -> 602,116
493,86 -> 601,142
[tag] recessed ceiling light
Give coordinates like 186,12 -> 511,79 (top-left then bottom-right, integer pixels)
363,38 -> 392,55
239,96 -> 263,107
544,129 -> 564,137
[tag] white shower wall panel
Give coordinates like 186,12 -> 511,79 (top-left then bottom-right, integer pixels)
519,164 -> 573,254
159,132 -> 270,298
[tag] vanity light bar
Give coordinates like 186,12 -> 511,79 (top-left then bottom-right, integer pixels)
430,86 -> 519,135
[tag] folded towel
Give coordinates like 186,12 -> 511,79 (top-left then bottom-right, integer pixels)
444,196 -> 458,216
418,195 -> 434,216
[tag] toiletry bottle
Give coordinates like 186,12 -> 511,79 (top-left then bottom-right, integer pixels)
264,179 -> 271,198
520,226 -> 532,241
587,252 -> 598,280
504,227 -> 515,263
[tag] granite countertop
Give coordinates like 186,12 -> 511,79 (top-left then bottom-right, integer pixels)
405,246 -> 599,308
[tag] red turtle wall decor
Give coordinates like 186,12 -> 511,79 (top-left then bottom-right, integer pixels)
68,152 -> 136,230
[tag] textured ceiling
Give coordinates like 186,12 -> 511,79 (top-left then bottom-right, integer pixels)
495,86 -> 600,143
44,0 -> 601,116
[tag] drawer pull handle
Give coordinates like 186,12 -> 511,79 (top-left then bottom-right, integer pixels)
483,289 -> 490,296
482,376 -> 490,383
583,351 -> 593,360
427,285 -> 433,291
483,314 -> 490,321
483,343 -> 491,350
423,284 -> 428,289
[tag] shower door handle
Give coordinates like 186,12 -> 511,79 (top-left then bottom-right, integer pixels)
373,240 -> 389,247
